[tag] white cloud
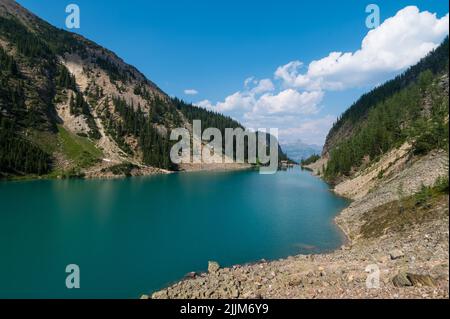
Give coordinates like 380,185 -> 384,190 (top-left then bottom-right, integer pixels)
195,6 -> 449,145
247,89 -> 322,117
216,91 -> 254,112
275,6 -> 449,91
184,89 -> 199,95
196,78 -> 275,113
195,99 -> 213,109
250,78 -> 275,94
195,83 -> 322,118
278,115 -> 336,145
275,61 -> 315,89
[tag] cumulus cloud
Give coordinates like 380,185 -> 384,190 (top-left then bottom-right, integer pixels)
184,89 -> 199,95
249,78 -> 275,94
196,79 -> 322,118
216,91 -> 255,112
195,6 -> 449,145
247,89 -> 322,117
196,99 -> 213,109
275,6 -> 449,91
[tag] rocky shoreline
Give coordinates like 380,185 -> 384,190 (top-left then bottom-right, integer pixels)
178,163 -> 254,173
83,162 -> 254,179
148,150 -> 449,299
150,202 -> 448,299
83,163 -> 172,180
1,162 -> 254,182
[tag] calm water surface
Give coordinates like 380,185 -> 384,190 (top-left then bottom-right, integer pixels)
0,167 -> 348,298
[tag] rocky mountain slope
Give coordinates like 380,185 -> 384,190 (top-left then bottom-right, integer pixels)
0,0 -> 251,179
322,38 -> 449,158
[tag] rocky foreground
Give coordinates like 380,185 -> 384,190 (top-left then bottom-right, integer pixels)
150,198 -> 448,299
149,150 -> 449,299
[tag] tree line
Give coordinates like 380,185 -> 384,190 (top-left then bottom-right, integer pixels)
325,70 -> 449,181
0,114 -> 51,176
301,154 -> 320,166
327,37 -> 449,141
101,97 -> 174,169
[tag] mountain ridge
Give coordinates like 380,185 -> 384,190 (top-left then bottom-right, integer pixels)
323,37 -> 449,157
280,140 -> 321,163
0,0 -> 262,179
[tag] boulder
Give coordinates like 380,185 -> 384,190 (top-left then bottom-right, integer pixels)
151,290 -> 168,299
185,271 -> 197,279
407,274 -> 437,287
208,261 -> 220,274
392,273 -> 437,288
389,249 -> 405,260
392,273 -> 412,287
230,286 -> 240,298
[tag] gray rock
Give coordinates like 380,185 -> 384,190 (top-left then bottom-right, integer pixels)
208,261 -> 220,273
230,286 -> 240,298
185,271 -> 197,279
390,249 -> 405,260
392,272 -> 437,288
407,273 -> 437,287
392,273 -> 412,287
151,290 -> 168,299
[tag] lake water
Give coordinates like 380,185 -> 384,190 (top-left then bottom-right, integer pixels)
0,167 -> 348,298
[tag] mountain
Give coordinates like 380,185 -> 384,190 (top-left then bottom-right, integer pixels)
302,36 -> 449,256
0,0 -> 266,179
311,38 -> 449,184
323,37 -> 449,158
280,140 -> 321,164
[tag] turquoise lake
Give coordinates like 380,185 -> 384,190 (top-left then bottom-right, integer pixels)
0,167 -> 348,298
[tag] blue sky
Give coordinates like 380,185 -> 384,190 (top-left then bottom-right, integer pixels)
17,0 -> 449,145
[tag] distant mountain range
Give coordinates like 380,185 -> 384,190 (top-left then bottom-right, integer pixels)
279,140 -> 322,163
